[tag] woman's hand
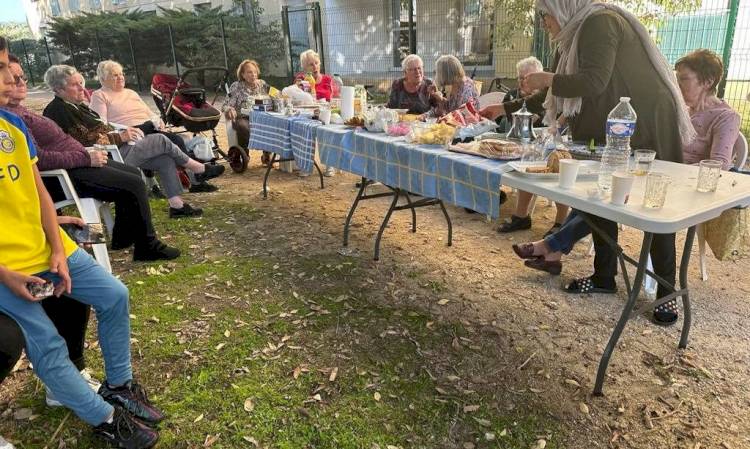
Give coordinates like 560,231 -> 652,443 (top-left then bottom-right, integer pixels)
522,72 -> 554,92
118,127 -> 144,144
0,266 -> 47,302
479,104 -> 505,120
225,108 -> 237,121
88,149 -> 108,167
57,216 -> 85,227
48,252 -> 71,297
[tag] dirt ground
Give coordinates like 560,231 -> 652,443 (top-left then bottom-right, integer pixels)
6,92 -> 750,448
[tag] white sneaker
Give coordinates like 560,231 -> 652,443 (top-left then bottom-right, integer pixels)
324,166 -> 336,177
45,368 -> 102,407
0,436 -> 15,449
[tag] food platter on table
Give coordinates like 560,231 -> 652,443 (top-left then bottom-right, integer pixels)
449,138 -> 523,160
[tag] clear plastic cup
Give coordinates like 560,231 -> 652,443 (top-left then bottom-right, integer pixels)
697,159 -> 722,192
643,172 -> 671,208
630,149 -> 656,176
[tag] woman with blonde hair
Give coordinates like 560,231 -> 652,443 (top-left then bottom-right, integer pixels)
222,59 -> 270,166
295,49 -> 338,101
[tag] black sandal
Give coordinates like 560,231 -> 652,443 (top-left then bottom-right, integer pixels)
565,276 -> 617,294
653,299 -> 679,326
497,215 -> 532,233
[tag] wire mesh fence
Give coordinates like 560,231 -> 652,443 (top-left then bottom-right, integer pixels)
7,0 -> 750,136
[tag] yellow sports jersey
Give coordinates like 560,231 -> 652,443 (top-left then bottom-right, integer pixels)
0,109 -> 78,275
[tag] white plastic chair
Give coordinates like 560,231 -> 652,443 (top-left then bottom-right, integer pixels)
697,131 -> 748,281
41,169 -> 113,273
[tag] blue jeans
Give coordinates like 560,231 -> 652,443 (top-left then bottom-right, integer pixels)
0,249 -> 132,425
544,209 -> 591,254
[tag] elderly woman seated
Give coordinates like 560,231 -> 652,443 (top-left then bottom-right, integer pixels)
387,54 -> 435,114
429,55 -> 480,117
295,49 -> 338,102
295,49 -> 338,176
511,48 -> 740,325
222,59 -> 271,166
2,56 -> 179,260
42,65 -> 224,218
89,60 -> 220,193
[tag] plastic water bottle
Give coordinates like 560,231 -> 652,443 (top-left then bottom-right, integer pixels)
597,97 -> 637,191
332,74 -> 344,98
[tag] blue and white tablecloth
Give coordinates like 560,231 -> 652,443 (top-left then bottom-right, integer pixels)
289,117 -> 322,174
317,126 -> 512,218
248,111 -> 294,158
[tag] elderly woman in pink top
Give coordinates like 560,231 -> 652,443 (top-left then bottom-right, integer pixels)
90,60 -> 221,192
676,49 -> 741,170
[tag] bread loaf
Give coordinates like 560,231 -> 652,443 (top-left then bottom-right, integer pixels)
546,149 -> 572,173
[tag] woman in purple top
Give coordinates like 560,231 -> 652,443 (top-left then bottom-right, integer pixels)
430,55 -> 480,117
676,49 -> 741,170
387,54 -> 436,114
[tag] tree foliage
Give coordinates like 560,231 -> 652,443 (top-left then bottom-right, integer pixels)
493,0 -> 703,48
42,2 -> 285,90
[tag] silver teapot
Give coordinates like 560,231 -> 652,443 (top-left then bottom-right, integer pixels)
506,101 -> 537,142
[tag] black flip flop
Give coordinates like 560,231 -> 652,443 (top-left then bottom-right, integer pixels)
652,299 -> 679,326
564,277 -> 617,294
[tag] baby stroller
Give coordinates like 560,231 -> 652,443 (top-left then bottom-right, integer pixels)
151,67 -> 236,170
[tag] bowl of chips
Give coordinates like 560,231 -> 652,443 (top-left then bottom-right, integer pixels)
407,122 -> 456,145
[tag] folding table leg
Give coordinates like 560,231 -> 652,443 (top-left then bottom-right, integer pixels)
262,153 -> 278,199
679,226 -> 696,349
313,162 -> 325,189
403,193 -> 417,233
594,232 -> 654,396
343,177 -> 369,247
373,188 -> 401,261
438,200 -> 453,247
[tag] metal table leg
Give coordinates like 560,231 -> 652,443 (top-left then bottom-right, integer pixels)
679,226 -> 696,349
262,153 -> 278,199
343,177 -> 369,247
403,192 -> 417,233
313,161 -> 325,190
373,188 -> 402,261
594,232 -> 654,396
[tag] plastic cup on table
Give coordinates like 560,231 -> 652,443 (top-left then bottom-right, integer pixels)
610,171 -> 635,206
630,149 -> 656,176
696,159 -> 722,192
319,108 -> 331,125
558,159 -> 580,189
642,172 -> 671,208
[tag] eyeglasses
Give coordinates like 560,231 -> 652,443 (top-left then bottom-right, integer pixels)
13,74 -> 28,86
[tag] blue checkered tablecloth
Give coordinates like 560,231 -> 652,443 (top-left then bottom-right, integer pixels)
289,117 -> 322,174
248,111 -> 294,159
317,126 -> 513,217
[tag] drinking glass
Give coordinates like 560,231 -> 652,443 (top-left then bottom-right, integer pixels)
643,172 -> 671,208
631,149 -> 656,176
697,159 -> 722,192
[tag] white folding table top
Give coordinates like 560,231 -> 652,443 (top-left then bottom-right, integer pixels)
502,160 -> 750,233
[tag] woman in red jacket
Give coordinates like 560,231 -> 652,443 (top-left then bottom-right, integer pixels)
294,49 -> 338,101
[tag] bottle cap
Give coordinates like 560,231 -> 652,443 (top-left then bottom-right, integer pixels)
620,96 -> 631,102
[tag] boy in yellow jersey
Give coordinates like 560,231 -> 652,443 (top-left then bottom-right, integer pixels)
0,37 -> 162,448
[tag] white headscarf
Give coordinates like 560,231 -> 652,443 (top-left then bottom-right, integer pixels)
536,0 -> 695,146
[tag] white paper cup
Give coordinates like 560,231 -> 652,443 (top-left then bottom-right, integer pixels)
558,159 -> 580,188
610,172 -> 635,205
319,108 -> 331,125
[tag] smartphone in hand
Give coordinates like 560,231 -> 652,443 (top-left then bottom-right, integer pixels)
27,281 -> 55,299
60,223 -> 106,244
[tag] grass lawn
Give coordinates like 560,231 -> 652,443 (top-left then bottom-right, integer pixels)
0,200 -> 562,449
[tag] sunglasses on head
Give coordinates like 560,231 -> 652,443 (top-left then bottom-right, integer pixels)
13,74 -> 28,86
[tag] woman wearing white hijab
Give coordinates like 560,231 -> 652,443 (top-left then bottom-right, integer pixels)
498,0 -> 695,325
